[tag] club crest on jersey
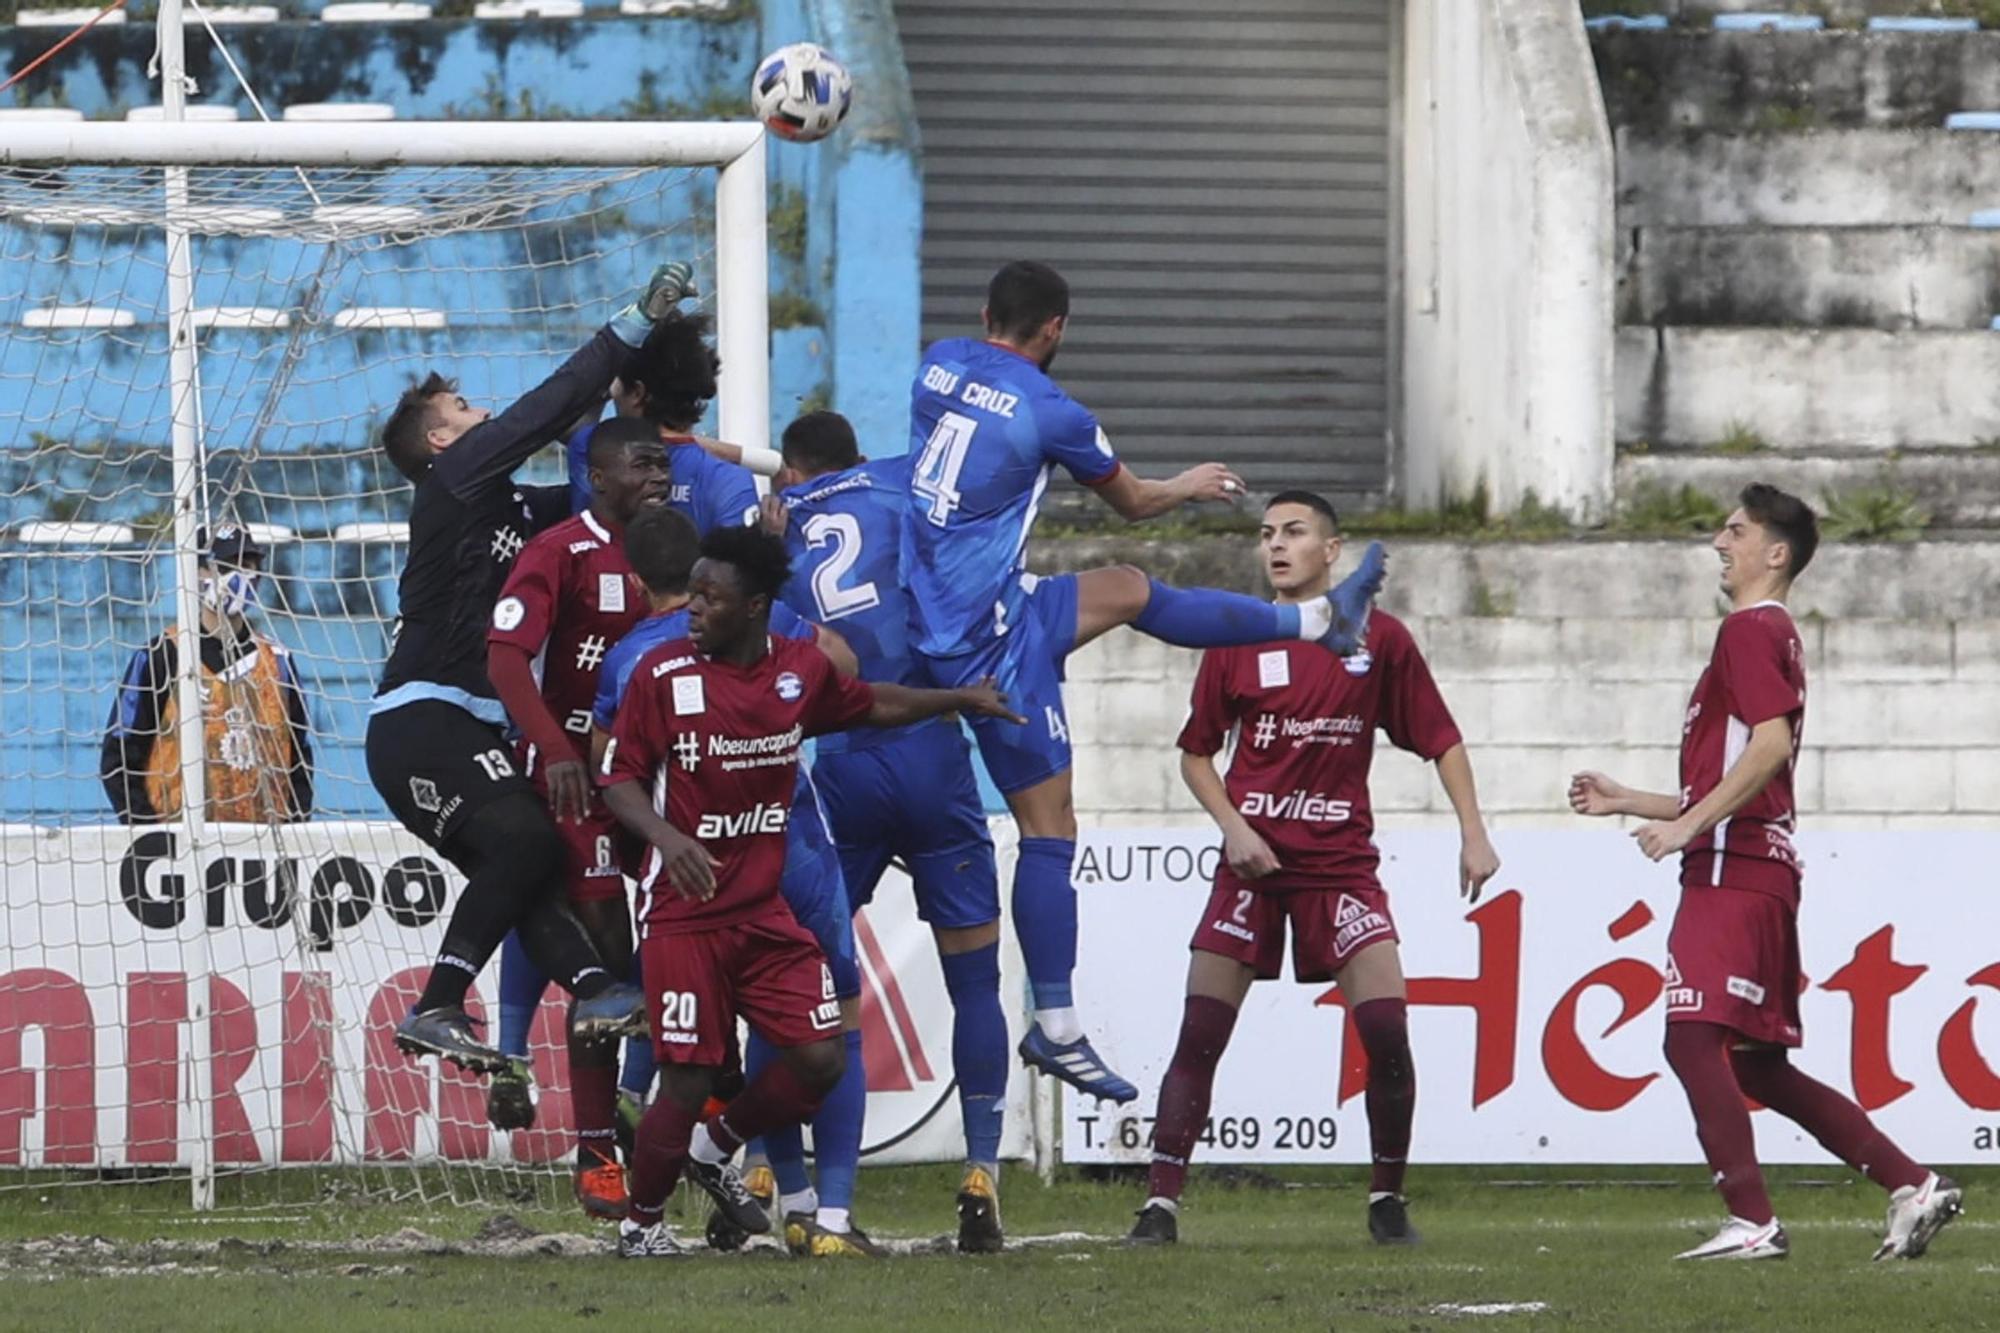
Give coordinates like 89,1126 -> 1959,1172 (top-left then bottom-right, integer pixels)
492,596 -> 525,632
775,671 -> 804,702
1664,954 -> 1701,1012
1257,650 -> 1290,690
672,675 -> 706,716
1341,648 -> 1373,677
599,573 -> 627,614
1331,892 -> 1391,953
409,777 -> 442,813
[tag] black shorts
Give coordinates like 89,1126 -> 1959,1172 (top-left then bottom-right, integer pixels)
366,698 -> 534,860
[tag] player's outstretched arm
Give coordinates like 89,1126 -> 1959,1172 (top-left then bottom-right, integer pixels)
1630,716 -> 1793,862
1567,769 -> 1679,821
1180,749 -> 1279,880
1434,744 -> 1500,902
435,262 -> 696,497
861,677 -> 1026,730
601,778 -> 720,899
1092,460 -> 1247,523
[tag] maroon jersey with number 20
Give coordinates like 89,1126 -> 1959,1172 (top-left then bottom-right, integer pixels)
1676,602 -> 1807,905
600,632 -> 876,930
1177,612 -> 1462,895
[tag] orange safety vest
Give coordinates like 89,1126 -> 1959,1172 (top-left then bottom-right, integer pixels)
142,626 -> 303,823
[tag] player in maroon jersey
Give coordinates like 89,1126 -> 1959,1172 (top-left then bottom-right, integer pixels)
486,415 -> 667,1217
1570,483 -> 1961,1262
1129,491 -> 1500,1248
597,524 -> 1023,1258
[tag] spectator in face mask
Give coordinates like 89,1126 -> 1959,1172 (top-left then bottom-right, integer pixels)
100,524 -> 315,824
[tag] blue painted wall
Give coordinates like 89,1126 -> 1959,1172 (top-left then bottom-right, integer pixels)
0,6 -> 921,821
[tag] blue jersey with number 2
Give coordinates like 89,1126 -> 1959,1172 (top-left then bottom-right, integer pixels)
902,337 -> 1120,659
778,455 -> 922,689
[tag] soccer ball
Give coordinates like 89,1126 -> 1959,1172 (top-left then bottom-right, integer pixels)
751,43 -> 853,144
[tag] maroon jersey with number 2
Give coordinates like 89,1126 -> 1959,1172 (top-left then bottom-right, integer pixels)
1177,612 -> 1462,895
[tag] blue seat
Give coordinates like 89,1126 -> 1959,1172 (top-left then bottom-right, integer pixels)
1971,210 -> 2000,229
1584,14 -> 1669,31
1868,16 -> 1979,31
1947,112 -> 2000,130
1714,13 -> 1824,31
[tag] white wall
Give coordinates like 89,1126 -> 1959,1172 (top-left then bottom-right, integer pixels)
1066,610 -> 2000,834
1399,0 -> 1614,520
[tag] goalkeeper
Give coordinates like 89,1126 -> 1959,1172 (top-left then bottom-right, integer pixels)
365,262 -> 695,1074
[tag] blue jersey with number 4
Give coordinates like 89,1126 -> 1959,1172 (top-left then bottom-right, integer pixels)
902,337 -> 1120,658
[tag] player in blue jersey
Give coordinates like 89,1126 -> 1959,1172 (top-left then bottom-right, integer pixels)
564,310 -> 762,534
769,410 -> 1013,1253
590,505 -> 884,1258
904,261 -> 1387,1102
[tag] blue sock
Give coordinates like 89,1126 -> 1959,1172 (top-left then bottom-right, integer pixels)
496,930 -> 546,1061
618,1036 -> 656,1099
1013,837 -> 1077,1010
811,1029 -> 866,1212
940,943 -> 1007,1170
1132,579 -> 1301,648
747,1030 -> 811,1196
618,954 -> 654,1097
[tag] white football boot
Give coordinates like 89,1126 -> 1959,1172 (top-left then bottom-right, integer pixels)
1675,1216 -> 1790,1261
1874,1173 -> 1963,1261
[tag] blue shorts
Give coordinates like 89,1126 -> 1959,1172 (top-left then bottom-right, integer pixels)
921,572 -> 1077,796
814,720 -> 1000,929
779,767 -> 859,999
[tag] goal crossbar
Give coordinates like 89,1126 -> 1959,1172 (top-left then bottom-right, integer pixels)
0,120 -> 766,167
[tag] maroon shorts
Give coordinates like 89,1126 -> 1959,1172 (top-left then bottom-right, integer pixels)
1189,880 -> 1399,983
552,799 -> 626,905
1664,884 -> 1803,1047
639,908 -> 841,1066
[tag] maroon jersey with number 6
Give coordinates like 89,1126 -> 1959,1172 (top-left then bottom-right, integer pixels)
487,509 -> 646,766
600,633 -> 876,930
1177,612 -> 1462,895
1677,603 -> 1806,906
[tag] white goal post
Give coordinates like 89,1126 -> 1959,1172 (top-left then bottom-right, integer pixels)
0,106 -> 768,1211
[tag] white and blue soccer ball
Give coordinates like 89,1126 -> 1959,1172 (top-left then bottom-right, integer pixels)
751,43 -> 853,144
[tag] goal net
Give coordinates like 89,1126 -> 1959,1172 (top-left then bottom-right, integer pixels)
0,122 -> 767,1211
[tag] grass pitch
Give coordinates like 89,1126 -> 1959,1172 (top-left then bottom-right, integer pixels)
0,1165 -> 1993,1332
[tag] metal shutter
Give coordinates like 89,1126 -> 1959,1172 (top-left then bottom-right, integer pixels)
897,0 -> 1394,505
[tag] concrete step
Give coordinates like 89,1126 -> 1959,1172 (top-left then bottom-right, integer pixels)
1615,325 -> 2000,449
1026,534 -> 2000,620
1616,447 -> 2000,528
1594,29 -> 2000,133
1639,0 -> 1997,22
1616,128 -> 2000,226
1621,224 -> 2000,328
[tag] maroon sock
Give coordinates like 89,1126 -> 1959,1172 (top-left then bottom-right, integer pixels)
1665,1022 -> 1773,1224
1144,996 -> 1239,1202
1353,998 -> 1415,1195
569,1051 -> 619,1163
708,1058 -> 828,1153
1731,1047 -> 1925,1194
625,1095 -> 698,1223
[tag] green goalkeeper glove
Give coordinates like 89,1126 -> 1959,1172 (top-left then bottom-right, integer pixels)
609,261 -> 698,347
